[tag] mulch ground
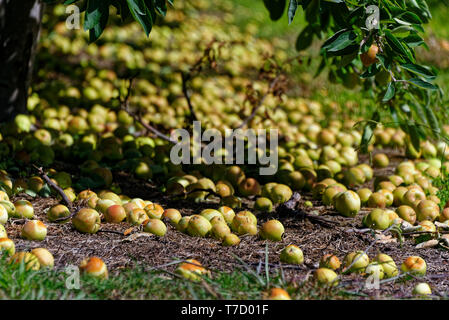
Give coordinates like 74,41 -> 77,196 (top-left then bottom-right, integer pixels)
6,148 -> 449,299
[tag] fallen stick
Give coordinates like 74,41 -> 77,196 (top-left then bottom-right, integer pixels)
33,165 -> 72,209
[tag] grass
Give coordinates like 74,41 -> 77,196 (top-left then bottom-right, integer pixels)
0,253 -> 361,300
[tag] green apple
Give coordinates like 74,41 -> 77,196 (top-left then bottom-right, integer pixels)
280,245 -> 304,264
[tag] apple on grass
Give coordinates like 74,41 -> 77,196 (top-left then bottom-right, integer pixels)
31,248 -> 54,269
267,288 -> 291,300
0,238 -> 15,256
9,252 -> 40,271
175,259 -> 209,281
79,256 -> 108,279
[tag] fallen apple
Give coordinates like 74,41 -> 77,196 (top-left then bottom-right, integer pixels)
143,219 -> 167,236
0,204 -> 8,225
319,254 -> 341,270
222,233 -> 241,246
13,199 -> 34,218
260,220 -> 284,241
267,288 -> 291,300
367,192 -> 387,209
21,220 -> 47,241
79,256 -> 108,279
344,251 -> 369,273
72,208 -> 101,233
163,208 -> 182,225
210,221 -> 231,240
364,262 -> 384,280
200,209 -> 222,221
186,215 -> 212,237
416,199 -> 440,222
334,191 -> 361,217
47,204 -> 71,223
254,197 -> 273,212
280,245 -> 304,264
9,252 -> 40,271
363,209 -> 390,230
0,238 -> 15,256
401,256 -> 426,277
31,248 -> 54,269
314,268 -> 339,286
127,208 -> 148,225
175,259 -> 209,281
374,253 -> 398,278
413,283 -> 432,296
217,206 -> 235,225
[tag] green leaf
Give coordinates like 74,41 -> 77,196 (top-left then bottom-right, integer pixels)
408,78 -> 438,90
263,0 -> 286,21
391,26 -> 413,38
322,30 -> 357,53
84,0 -> 104,30
384,29 -> 414,62
397,11 -> 422,24
287,0 -> 298,24
296,26 -> 314,51
402,34 -> 424,47
360,123 -> 374,154
408,123 -> 421,152
127,0 -> 153,36
154,0 -> 167,16
383,82 -> 395,102
400,64 -> 435,80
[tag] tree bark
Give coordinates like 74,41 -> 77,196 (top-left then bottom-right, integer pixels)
0,0 -> 43,122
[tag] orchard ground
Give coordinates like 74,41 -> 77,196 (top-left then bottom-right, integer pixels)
1,0 -> 449,300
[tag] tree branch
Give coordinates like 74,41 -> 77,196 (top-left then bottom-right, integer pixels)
33,165 -> 72,209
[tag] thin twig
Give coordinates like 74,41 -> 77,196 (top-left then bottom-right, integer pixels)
181,72 -> 198,122
33,165 -> 72,209
236,76 -> 281,129
118,77 -> 177,144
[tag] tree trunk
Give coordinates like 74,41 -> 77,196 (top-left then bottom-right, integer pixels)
0,0 -> 43,122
